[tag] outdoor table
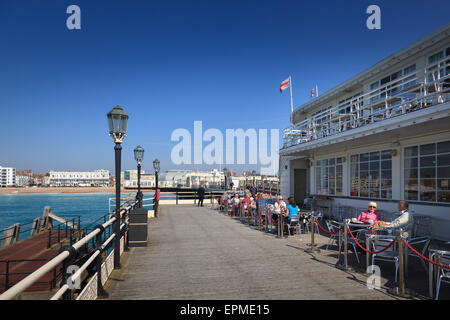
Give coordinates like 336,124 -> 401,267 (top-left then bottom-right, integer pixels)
427,243 -> 450,298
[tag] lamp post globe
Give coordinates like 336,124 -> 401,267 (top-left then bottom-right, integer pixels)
107,105 -> 128,270
134,145 -> 144,206
153,159 -> 160,217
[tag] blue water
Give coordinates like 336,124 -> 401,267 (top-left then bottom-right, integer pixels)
0,193 -> 143,238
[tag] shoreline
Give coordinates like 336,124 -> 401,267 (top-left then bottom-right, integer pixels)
0,187 -> 155,195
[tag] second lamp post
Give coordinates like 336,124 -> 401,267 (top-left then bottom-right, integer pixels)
107,105 -> 128,270
134,145 -> 144,207
153,159 -> 160,217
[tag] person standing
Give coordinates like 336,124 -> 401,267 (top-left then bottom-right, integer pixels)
197,185 -> 205,207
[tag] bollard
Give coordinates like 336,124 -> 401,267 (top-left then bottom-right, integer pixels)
306,213 -> 320,253
336,220 -> 349,270
366,235 -> 370,273
387,230 -> 415,297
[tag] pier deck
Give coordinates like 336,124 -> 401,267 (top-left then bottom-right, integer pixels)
106,205 -> 430,300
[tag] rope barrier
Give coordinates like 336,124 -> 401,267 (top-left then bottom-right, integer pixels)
258,208 -> 265,226
347,227 -> 395,254
314,218 -> 344,234
403,240 -> 450,269
266,209 -> 278,223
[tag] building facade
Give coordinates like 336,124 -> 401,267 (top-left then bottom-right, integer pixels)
48,170 -> 110,187
0,166 -> 16,187
279,23 -> 450,240
121,170 -> 155,188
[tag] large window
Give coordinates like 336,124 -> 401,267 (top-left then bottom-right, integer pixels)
350,150 -> 392,199
404,141 -> 450,203
427,48 -> 450,90
316,157 -> 343,195
369,64 -> 417,103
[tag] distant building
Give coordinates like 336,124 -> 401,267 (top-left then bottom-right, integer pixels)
48,170 -> 110,187
0,166 -> 16,187
121,170 -> 155,188
16,175 -> 31,187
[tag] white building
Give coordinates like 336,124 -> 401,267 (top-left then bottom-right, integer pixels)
121,169 -> 155,188
48,170 -> 110,187
279,23 -> 450,240
0,166 -> 16,187
15,175 -> 31,187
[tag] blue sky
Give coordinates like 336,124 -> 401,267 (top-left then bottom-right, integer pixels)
1,0 -> 449,175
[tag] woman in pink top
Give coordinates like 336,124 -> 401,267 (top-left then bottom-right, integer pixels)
356,202 -> 380,223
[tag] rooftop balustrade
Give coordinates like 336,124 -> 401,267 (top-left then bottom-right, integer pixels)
283,57 -> 450,149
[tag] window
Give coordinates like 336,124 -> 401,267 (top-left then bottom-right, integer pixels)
404,141 -> 450,203
316,158 -> 344,195
350,150 -> 392,199
427,49 -> 449,86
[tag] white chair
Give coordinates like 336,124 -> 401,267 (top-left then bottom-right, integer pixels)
286,215 -> 302,237
325,220 -> 341,250
370,234 -> 399,282
435,252 -> 450,300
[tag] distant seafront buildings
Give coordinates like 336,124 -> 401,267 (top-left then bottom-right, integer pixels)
48,170 -> 110,187
0,166 -> 16,188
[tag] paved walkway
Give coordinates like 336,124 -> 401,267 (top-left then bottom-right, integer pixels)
106,205 -> 402,300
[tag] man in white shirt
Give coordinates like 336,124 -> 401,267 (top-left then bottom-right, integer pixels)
387,200 -> 414,238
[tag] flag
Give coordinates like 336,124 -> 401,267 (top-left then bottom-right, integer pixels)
280,78 -> 290,92
311,85 -> 318,98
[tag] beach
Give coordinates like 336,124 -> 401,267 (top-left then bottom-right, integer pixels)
0,187 -> 153,194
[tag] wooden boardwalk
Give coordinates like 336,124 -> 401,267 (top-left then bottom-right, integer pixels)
106,205 -> 405,300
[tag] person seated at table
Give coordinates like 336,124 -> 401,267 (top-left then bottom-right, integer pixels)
273,195 -> 286,221
385,200 -> 414,238
220,192 -> 228,207
241,192 -> 252,211
355,202 -> 380,224
284,197 -> 299,223
232,193 -> 240,216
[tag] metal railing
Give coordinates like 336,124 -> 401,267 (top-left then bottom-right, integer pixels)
0,200 -> 138,300
283,56 -> 450,148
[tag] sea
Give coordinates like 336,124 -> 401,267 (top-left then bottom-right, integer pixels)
0,192 -> 149,241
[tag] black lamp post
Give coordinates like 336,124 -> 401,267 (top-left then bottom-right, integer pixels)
107,105 -> 128,270
223,168 -> 228,190
153,159 -> 160,217
252,170 -> 256,191
134,145 -> 144,207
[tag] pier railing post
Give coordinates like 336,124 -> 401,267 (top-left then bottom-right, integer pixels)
95,225 -> 108,298
176,191 -> 178,205
5,260 -> 9,291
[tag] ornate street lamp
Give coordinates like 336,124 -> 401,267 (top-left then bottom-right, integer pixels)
134,145 -> 144,207
107,105 -> 128,270
223,168 -> 228,190
153,159 -> 160,217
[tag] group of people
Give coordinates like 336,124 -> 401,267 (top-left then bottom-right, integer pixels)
215,189 -> 415,237
355,200 -> 414,237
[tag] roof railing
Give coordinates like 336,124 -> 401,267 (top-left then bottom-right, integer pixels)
283,56 -> 450,148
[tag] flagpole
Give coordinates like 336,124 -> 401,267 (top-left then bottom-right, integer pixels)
289,76 -> 293,125
316,84 -> 318,97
